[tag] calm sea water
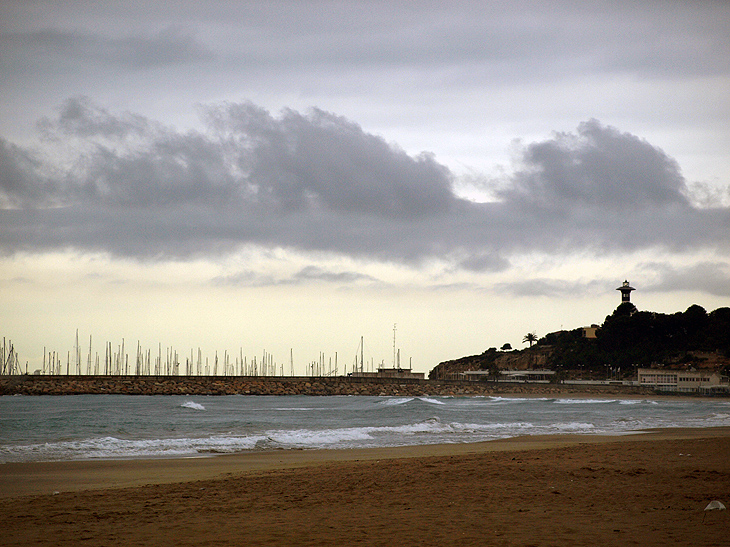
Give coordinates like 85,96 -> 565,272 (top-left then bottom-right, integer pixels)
1,395 -> 729,463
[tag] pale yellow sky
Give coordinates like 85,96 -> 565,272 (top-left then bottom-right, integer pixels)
3,249 -> 727,375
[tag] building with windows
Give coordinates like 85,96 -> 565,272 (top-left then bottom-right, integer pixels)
637,368 -> 727,393
350,368 -> 425,379
462,369 -> 555,382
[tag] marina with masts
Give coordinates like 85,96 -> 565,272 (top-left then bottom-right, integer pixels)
349,324 -> 424,379
1,325 -> 423,379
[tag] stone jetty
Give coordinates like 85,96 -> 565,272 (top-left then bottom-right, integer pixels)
0,375 -> 657,397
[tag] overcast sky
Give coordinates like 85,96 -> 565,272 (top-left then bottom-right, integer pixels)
1,1 -> 729,374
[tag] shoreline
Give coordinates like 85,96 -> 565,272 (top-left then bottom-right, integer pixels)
2,427 -> 729,546
3,392 -> 728,545
3,426 -> 729,499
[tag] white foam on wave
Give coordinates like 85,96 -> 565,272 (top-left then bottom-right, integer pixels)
387,419 -> 450,436
262,417 -> 506,449
618,399 -> 659,405
380,396 -> 446,406
0,434 -> 268,463
6,393 -> 729,464
379,397 -> 414,406
447,421 -> 536,435
486,396 -> 550,404
613,417 -> 646,426
418,397 -> 445,405
554,398 -> 616,405
266,427 -> 374,446
180,401 -> 205,411
265,418 -> 451,447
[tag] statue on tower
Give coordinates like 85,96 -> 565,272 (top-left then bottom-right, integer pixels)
616,280 -> 635,303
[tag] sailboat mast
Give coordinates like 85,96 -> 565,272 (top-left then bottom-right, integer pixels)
393,323 -> 397,369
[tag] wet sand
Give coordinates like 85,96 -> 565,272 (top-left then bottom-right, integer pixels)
2,427 -> 729,546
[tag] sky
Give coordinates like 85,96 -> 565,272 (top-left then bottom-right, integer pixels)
1,0 -> 729,375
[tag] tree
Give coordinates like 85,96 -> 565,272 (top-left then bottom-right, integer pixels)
611,302 -> 637,318
487,362 -> 502,383
500,343 -> 512,351
523,332 -> 538,347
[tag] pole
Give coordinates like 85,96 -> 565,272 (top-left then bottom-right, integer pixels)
393,323 -> 397,369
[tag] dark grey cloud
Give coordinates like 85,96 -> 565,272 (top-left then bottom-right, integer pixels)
0,26 -> 213,71
0,99 -> 728,265
3,2 -> 727,86
201,2 -> 730,81
486,120 -> 730,256
501,120 -> 688,211
0,139 -> 43,207
204,102 -> 455,218
37,96 -> 153,139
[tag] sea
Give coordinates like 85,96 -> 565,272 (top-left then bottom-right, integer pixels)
1,394 -> 729,464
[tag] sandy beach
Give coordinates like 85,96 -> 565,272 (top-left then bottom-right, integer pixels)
1,427 -> 728,546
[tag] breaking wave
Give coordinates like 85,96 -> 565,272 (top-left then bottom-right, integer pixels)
180,401 -> 205,411
2,394 -> 729,464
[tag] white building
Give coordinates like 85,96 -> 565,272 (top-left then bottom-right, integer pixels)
462,369 -> 555,382
637,368 -> 727,393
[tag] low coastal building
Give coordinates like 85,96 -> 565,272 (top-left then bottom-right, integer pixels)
350,368 -> 425,380
637,368 -> 728,393
462,369 -> 555,382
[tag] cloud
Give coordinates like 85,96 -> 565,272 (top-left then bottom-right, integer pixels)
490,121 -> 730,255
1,26 -> 214,70
1,99 -> 728,265
293,265 -> 379,285
212,271 -> 279,288
686,181 -> 730,209
203,102 -> 456,218
212,265 -> 380,288
0,139 -> 46,208
493,278 -> 609,299
488,260 -> 730,300
500,119 -> 688,211
640,261 -> 730,297
37,96 -> 154,140
456,253 -> 511,273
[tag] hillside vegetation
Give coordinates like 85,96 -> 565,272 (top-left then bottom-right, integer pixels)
430,304 -> 730,379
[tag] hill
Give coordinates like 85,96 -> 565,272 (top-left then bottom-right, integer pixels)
430,303 -> 730,380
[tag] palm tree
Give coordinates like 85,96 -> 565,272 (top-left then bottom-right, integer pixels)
522,332 -> 538,347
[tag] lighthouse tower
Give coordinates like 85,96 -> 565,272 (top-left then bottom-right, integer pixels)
616,280 -> 635,303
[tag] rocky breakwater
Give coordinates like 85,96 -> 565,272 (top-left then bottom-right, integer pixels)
0,375 -> 655,397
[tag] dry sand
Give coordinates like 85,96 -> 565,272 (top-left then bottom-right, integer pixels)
1,428 -> 729,546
